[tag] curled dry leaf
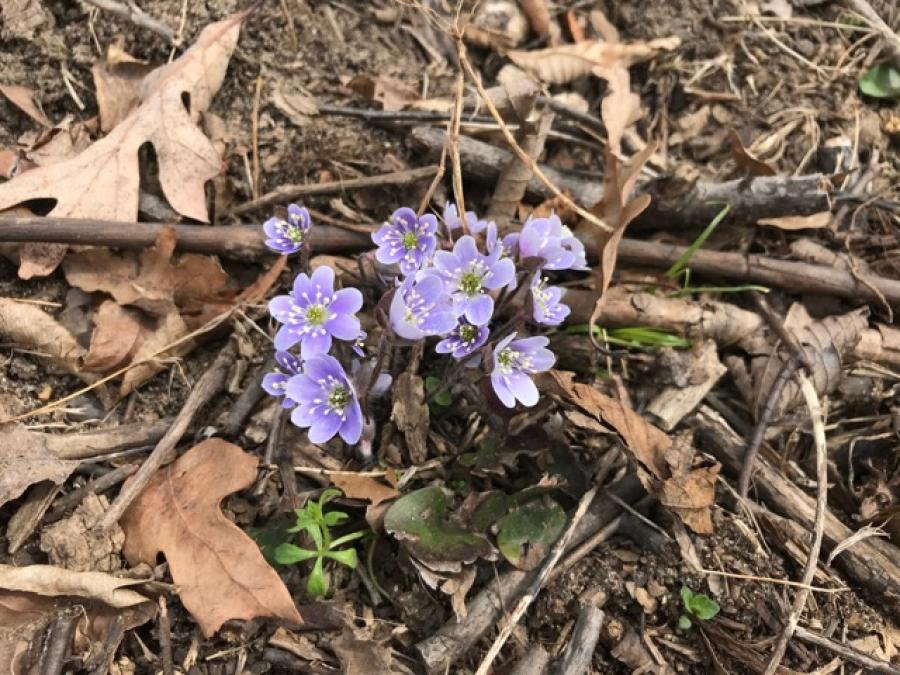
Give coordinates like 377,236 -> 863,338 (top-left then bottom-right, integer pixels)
82,300 -> 143,373
120,439 -> 301,637
91,44 -> 155,133
750,308 -> 868,420
0,297 -> 86,376
0,83 -> 51,127
728,130 -> 776,177
328,472 -> 399,507
467,1 -> 530,49
0,427 -> 80,508
0,11 -> 248,275
0,564 -> 151,608
757,211 -> 832,230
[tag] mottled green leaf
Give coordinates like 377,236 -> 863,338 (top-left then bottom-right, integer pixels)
470,492 -> 511,531
859,63 -> 900,98
496,499 -> 566,570
384,486 -> 494,569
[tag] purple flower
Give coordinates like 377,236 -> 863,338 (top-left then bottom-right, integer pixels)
443,202 -> 478,233
560,224 -> 589,271
351,329 -> 367,357
268,266 -> 363,358
389,274 -> 457,340
518,214 -> 576,271
436,320 -> 489,360
530,275 -> 570,326
262,350 -> 303,407
433,235 -> 515,326
490,333 -> 555,408
372,207 -> 438,276
263,204 -> 311,255
286,354 -> 363,444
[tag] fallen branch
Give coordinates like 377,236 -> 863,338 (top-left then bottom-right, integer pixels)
46,419 -> 172,460
552,605 -> 605,675
98,339 -> 235,529
230,165 -> 440,215
82,0 -> 176,43
509,645 -> 551,675
692,407 -> 900,615
793,626 -> 900,675
415,473 -> 644,674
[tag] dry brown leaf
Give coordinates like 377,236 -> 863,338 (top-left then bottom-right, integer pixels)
391,372 -> 429,464
728,130 -> 777,176
121,439 -> 301,636
0,11 -> 247,276
0,427 -> 80,508
120,311 -> 191,396
757,211 -> 832,230
519,0 -> 551,38
82,300 -> 144,373
508,39 -> 678,85
0,84 -> 51,127
348,74 -> 421,112
467,1 -> 529,49
331,627 -> 395,675
91,44 -> 155,133
659,464 -> 720,534
0,564 -> 150,608
0,297 -> 86,375
329,473 -> 399,507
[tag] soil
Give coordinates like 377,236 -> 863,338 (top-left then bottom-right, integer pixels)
1,0 -> 899,673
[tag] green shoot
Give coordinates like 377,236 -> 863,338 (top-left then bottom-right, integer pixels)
425,375 -> 452,406
665,204 -> 731,279
671,284 -> 770,298
274,488 -> 367,599
678,586 -> 720,630
566,324 -> 691,350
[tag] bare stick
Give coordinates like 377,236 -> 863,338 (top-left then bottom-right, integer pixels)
230,165 -> 439,215
845,0 -> 900,63
552,605 -> 605,675
40,612 -> 79,675
793,626 -> 900,675
158,597 -> 175,675
455,38 -> 611,233
509,644 -> 551,675
474,485 -> 599,675
98,340 -> 235,529
82,0 -> 176,42
45,464 -> 138,523
761,373 -> 827,675
449,73 -> 467,224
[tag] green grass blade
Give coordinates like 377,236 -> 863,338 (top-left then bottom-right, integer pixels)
665,204 -> 731,279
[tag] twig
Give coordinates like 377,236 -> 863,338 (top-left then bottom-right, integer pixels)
845,0 -> 900,64
449,73 -> 467,223
81,0 -> 176,42
738,356 -> 800,499
761,373 -> 827,675
250,75 -> 263,201
454,37 -> 612,233
158,597 -> 175,675
230,165 -> 439,215
88,615 -> 124,675
45,464 -> 138,523
552,605 -> 605,675
222,355 -> 274,437
750,291 -> 813,372
698,568 -> 846,593
474,485 -> 600,675
98,339 -> 235,529
793,626 -> 900,675
40,612 -> 79,675
509,644 -> 551,675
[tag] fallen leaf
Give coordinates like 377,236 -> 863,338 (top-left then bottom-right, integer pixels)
391,372 -> 429,464
91,44 -> 155,133
466,1 -> 529,49
495,498 -> 566,570
348,74 -> 422,112
757,211 -> 832,230
728,130 -> 776,176
659,464 -> 720,534
328,473 -> 399,507
0,564 -> 150,607
0,427 -> 80,508
331,627 -> 395,675
519,0 -> 552,38
384,486 -> 495,572
0,84 -> 51,127
120,439 -> 301,636
0,11 -> 248,275
119,311 -> 191,396
82,300 -> 144,373
0,297 -> 86,375
271,87 -> 319,127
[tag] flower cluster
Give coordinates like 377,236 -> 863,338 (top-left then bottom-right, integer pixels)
262,201 -> 581,447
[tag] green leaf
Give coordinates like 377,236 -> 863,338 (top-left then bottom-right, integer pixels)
304,522 -> 324,551
495,499 -> 567,570
323,510 -> 349,528
470,492 -> 511,531
859,63 -> 900,98
384,486 -> 494,567
425,375 -> 452,406
274,543 -> 318,565
678,615 -> 692,630
306,557 -> 328,599
288,509 -> 317,533
246,517 -> 294,565
319,488 -> 343,507
680,586 -> 695,610
688,594 -> 720,620
665,204 -> 731,278
325,547 -> 358,569
329,530 -> 368,549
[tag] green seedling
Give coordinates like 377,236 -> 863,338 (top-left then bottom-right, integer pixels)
678,586 -> 720,630
567,324 -> 691,350
274,488 -> 367,599
425,375 -> 453,406
859,63 -> 900,99
665,204 -> 731,279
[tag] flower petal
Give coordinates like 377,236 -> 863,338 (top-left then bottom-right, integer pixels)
303,354 -> 345,383
339,402 -> 363,444
268,295 -> 298,323
325,313 -> 360,340
274,326 -> 301,351
300,330 -> 332,359
491,373 -> 517,408
262,372 -> 288,397
309,411 -> 343,443
330,287 -> 363,315
454,235 -> 479,263
507,372 -> 539,406
484,257 -> 515,290
310,265 -> 335,297
464,294 -> 493,326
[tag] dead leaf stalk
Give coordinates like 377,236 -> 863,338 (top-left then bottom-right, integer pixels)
98,339 -> 236,529
761,374 -> 828,675
82,0 -> 176,43
251,74 -> 263,200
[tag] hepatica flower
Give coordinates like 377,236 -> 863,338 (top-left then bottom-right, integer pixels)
530,275 -> 570,326
436,320 -> 489,360
490,333 -> 555,408
389,274 -> 456,340
286,354 -> 362,444
264,204 -> 311,254
434,235 -> 515,326
262,350 -> 303,407
518,214 -> 576,271
443,202 -> 478,232
372,207 -> 438,276
269,266 -> 363,358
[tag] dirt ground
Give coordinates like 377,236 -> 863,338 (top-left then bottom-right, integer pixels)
1,0 -> 900,673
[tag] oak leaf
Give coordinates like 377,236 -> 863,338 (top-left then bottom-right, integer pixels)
120,439 -> 301,636
0,11 -> 248,273
0,428 -> 80,508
